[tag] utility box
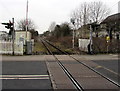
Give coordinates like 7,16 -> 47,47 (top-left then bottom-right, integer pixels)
26,41 -> 32,55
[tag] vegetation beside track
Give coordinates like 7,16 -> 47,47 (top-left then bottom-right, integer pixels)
34,36 -> 86,55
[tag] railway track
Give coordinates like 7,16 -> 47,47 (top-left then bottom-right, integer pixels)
39,38 -> 120,90
40,39 -> 84,91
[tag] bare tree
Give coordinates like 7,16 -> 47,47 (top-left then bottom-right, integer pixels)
71,9 -> 81,29
48,22 -> 56,32
17,19 -> 36,31
16,19 -> 38,40
81,2 -> 91,25
71,2 -> 90,29
89,1 -> 110,23
71,1 -> 110,28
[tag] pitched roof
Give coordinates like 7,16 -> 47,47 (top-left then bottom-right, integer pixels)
101,13 -> 120,24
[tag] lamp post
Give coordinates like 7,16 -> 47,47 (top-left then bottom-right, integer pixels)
71,18 -> 75,49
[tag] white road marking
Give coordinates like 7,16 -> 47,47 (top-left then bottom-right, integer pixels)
102,67 -> 120,76
0,77 -> 49,80
0,75 -> 50,80
95,66 -> 120,76
1,75 -> 49,77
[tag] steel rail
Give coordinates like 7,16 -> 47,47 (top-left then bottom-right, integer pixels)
42,38 -> 120,88
40,38 -> 84,91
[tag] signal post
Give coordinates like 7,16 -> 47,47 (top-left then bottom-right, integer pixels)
1,18 -> 15,55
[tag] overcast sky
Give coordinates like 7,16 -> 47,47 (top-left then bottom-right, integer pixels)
0,0 -> 119,34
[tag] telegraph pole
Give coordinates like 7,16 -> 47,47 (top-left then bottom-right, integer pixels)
72,23 -> 75,49
71,18 -> 75,49
26,0 -> 28,40
25,0 -> 28,54
89,20 -> 93,54
12,18 -> 15,55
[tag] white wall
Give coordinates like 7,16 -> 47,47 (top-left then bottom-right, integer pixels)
0,41 -> 23,55
78,39 -> 90,52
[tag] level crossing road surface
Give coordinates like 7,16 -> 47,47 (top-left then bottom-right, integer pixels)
72,54 -> 120,85
1,61 -> 53,90
1,54 -> 120,90
92,60 -> 119,83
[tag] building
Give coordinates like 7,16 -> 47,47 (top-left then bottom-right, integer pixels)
75,24 -> 101,38
75,25 -> 90,38
15,30 -> 34,54
0,31 -> 8,41
101,13 -> 120,39
15,30 -> 32,44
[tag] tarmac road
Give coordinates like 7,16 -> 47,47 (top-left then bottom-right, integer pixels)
92,59 -> 120,85
2,61 -> 53,90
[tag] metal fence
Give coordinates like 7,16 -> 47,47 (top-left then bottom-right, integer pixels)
0,41 -> 23,55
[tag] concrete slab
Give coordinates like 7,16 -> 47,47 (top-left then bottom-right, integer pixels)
55,55 -> 119,90
46,61 -> 75,89
63,64 -> 101,78
71,54 -> 119,61
76,77 -> 119,89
